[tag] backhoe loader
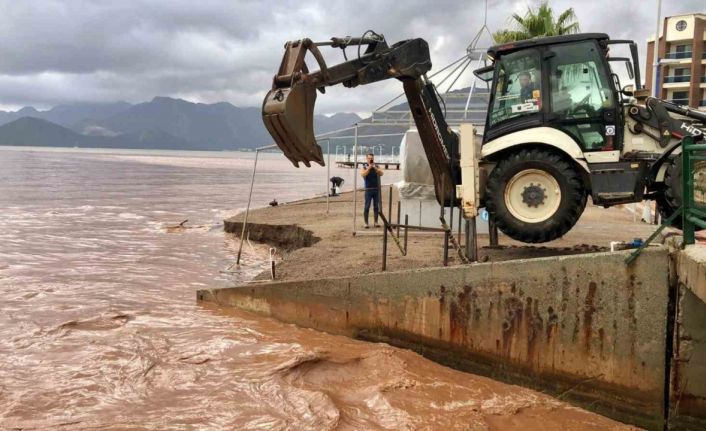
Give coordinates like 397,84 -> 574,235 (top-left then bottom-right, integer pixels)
262,32 -> 705,243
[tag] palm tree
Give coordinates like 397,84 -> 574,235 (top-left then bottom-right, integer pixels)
493,1 -> 580,44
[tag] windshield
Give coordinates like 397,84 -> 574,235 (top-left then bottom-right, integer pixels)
488,48 -> 542,126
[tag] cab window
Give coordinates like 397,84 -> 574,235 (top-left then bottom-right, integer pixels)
489,48 -> 542,126
548,41 -> 616,150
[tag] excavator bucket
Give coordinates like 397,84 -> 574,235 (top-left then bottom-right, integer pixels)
261,38 -> 329,168
262,83 -> 323,167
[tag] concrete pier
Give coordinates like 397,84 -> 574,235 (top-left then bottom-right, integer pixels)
199,247 -> 675,429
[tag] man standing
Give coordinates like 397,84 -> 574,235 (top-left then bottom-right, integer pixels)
361,152 -> 384,228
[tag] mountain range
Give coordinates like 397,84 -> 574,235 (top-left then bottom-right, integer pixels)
0,97 -> 361,151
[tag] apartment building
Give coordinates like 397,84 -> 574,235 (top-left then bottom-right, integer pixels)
645,13 -> 706,110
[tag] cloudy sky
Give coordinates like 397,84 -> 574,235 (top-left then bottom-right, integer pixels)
0,0 -> 702,114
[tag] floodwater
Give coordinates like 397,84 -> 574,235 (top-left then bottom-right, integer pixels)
0,147 -> 634,430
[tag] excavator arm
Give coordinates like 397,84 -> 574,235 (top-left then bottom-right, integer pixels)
261,34 -> 460,205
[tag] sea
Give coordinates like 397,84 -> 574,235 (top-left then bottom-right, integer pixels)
0,146 -> 627,430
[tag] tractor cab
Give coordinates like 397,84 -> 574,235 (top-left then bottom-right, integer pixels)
474,33 -> 641,157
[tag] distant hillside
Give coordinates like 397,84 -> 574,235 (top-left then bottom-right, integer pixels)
0,87 -> 487,152
0,102 -> 131,129
88,97 -> 361,150
0,117 -> 191,150
0,98 -> 362,151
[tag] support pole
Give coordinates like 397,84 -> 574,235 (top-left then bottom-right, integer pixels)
683,138 -> 695,245
457,207 -> 462,248
396,201 -> 401,238
404,214 -> 409,254
326,139 -> 330,214
388,185 -> 393,223
236,145 -> 277,264
352,124 -> 359,235
449,200 -> 454,240
651,0 -> 662,98
441,176 -> 448,266
468,218 -> 478,262
443,231 -> 449,266
382,220 -> 388,271
489,219 -> 499,247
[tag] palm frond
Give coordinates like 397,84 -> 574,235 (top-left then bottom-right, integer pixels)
496,1 -> 580,41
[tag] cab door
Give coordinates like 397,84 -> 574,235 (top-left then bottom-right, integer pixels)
544,40 -> 621,163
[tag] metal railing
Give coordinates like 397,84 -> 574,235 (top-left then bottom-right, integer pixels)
681,137 -> 706,244
664,75 -> 691,83
665,51 -> 693,60
627,136 -> 706,263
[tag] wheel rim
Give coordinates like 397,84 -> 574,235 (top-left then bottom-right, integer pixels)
504,169 -> 561,223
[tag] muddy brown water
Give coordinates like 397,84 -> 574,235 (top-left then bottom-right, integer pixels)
0,147 -> 635,430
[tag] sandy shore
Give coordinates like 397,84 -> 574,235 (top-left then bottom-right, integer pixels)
225,190 -> 661,282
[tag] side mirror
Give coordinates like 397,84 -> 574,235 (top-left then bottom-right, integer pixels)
621,84 -> 634,97
625,61 -> 634,80
473,65 -> 494,82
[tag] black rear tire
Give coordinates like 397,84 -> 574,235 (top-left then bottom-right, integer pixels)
656,155 -> 682,228
486,148 -> 587,243
657,153 -> 704,230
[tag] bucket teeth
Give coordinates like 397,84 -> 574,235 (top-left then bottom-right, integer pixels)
262,84 -> 325,167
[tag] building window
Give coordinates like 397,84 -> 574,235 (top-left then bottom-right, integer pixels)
665,67 -> 691,83
666,44 -> 693,59
671,90 -> 689,105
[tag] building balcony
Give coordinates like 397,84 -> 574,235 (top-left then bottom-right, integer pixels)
665,51 -> 693,60
664,75 -> 691,83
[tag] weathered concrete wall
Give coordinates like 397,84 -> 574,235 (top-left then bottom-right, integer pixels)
673,246 -> 706,429
198,247 -> 671,429
223,219 -> 318,251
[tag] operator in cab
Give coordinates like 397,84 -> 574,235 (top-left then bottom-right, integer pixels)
519,71 -> 537,102
360,152 -> 384,229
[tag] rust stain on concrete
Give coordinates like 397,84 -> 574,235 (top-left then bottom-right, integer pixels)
583,281 -> 598,354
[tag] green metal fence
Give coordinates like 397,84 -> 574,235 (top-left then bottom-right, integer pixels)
681,136 -> 706,245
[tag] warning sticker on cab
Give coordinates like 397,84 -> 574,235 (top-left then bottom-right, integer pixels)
511,102 -> 539,113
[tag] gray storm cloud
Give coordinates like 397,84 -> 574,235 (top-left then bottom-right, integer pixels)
0,0 -> 702,113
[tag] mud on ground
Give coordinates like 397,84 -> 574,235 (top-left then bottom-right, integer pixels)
224,191 -> 662,282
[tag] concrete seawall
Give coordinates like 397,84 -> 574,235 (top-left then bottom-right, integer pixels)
673,246 -> 706,430
199,247 -> 672,429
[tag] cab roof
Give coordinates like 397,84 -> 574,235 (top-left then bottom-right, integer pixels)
487,33 -> 610,58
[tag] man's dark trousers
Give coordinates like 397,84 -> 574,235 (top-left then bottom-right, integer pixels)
364,188 -> 380,225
